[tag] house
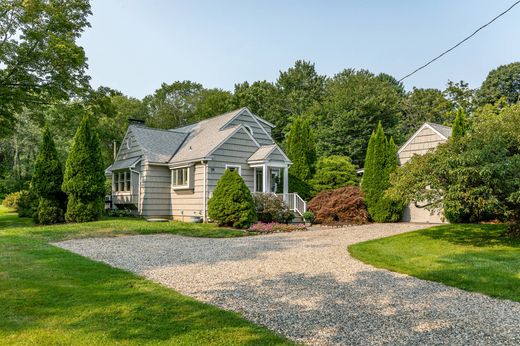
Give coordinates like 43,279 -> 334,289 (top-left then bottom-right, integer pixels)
106,108 -> 304,221
397,122 -> 452,223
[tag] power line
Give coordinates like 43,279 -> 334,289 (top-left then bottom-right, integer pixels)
398,0 -> 520,82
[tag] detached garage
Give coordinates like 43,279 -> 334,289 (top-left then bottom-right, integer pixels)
397,122 -> 452,223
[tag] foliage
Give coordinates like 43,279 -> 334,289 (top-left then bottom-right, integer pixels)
248,222 -> 306,233
104,208 -> 134,218
288,173 -> 313,201
444,80 -> 475,113
361,123 -> 403,222
399,87 -> 453,138
302,211 -> 315,223
387,103 -> 520,225
0,0 -> 91,137
62,114 -> 106,223
286,116 -> 316,181
0,211 -> 290,345
308,186 -> 368,225
349,223 -> 519,302
17,190 -> 37,218
316,69 -> 402,165
208,170 -> 257,228
36,198 -> 64,225
2,192 -> 21,209
32,126 -> 65,224
252,193 -> 294,223
451,108 -> 467,139
310,155 -> 357,194
476,62 -> 520,106
194,88 -> 234,121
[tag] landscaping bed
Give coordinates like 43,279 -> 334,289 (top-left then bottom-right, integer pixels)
349,223 -> 520,302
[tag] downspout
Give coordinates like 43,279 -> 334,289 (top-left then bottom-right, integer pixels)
129,160 -> 142,216
202,160 -> 207,222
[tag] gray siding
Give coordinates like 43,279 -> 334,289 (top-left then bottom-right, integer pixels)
398,127 -> 447,165
257,121 -> 272,137
117,130 -> 143,161
140,164 -> 171,217
226,112 -> 274,146
208,128 -> 258,196
171,163 -> 206,221
267,148 -> 286,162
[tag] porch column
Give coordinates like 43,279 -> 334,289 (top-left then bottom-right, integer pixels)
283,166 -> 289,195
262,164 -> 268,193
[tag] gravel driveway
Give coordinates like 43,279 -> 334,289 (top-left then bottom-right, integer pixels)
56,223 -> 520,345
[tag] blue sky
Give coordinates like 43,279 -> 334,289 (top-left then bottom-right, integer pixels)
79,0 -> 520,98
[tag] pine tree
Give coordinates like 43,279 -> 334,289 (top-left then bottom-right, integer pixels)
32,126 -> 66,224
208,169 -> 257,228
361,122 -> 403,222
452,108 -> 467,139
62,114 -> 106,222
286,117 -> 316,181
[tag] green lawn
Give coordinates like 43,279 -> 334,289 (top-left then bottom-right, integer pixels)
0,206 -> 291,345
349,223 -> 520,302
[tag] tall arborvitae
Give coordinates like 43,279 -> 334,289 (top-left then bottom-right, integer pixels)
452,108 -> 467,139
62,114 -> 106,222
32,126 -> 66,224
286,116 -> 316,181
361,122 -> 403,222
361,122 -> 387,209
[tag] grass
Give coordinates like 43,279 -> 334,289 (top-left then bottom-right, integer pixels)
349,223 -> 520,302
0,206 -> 292,345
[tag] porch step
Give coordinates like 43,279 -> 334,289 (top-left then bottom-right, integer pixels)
292,213 -> 304,224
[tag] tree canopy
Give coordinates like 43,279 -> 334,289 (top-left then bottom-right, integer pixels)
476,62 -> 520,106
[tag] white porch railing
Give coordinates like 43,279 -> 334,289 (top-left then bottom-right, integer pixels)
252,192 -> 307,216
280,193 -> 307,216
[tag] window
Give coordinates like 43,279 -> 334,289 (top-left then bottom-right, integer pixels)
225,164 -> 241,175
114,170 -> 131,192
172,167 -> 189,187
255,168 -> 263,192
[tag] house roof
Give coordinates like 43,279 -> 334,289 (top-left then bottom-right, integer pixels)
426,122 -> 452,138
247,144 -> 291,163
130,125 -> 188,163
168,108 -> 261,165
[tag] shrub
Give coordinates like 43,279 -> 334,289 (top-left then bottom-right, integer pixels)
62,114 -> 106,223
289,173 -> 312,201
253,193 -> 293,223
310,155 -> 357,194
104,209 -> 134,217
208,169 -> 257,228
18,190 -> 37,218
308,186 -> 368,225
32,126 -> 66,224
249,222 -> 306,233
2,192 -> 21,209
302,211 -> 315,223
36,198 -> 64,225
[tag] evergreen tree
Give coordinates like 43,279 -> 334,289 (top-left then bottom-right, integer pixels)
452,108 -> 467,139
286,117 -> 316,181
62,114 -> 106,222
32,126 -> 66,224
361,122 -> 403,222
208,169 -> 257,228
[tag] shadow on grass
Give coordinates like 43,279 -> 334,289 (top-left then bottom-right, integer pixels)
421,223 -> 518,247
0,233 -> 291,345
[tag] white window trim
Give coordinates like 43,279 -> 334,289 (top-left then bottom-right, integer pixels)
225,164 -> 242,176
113,169 -> 132,194
171,166 -> 191,190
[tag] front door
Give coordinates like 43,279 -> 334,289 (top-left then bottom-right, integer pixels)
270,169 -> 280,193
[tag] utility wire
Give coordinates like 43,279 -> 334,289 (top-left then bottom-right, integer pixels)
398,0 -> 520,82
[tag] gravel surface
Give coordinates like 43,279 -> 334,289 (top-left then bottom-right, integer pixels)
56,223 -> 520,345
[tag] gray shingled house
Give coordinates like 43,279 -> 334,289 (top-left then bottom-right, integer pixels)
106,108 -> 306,221
397,122 -> 452,223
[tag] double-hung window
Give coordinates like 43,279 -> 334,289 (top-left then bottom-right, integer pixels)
172,167 -> 189,188
114,170 -> 131,192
